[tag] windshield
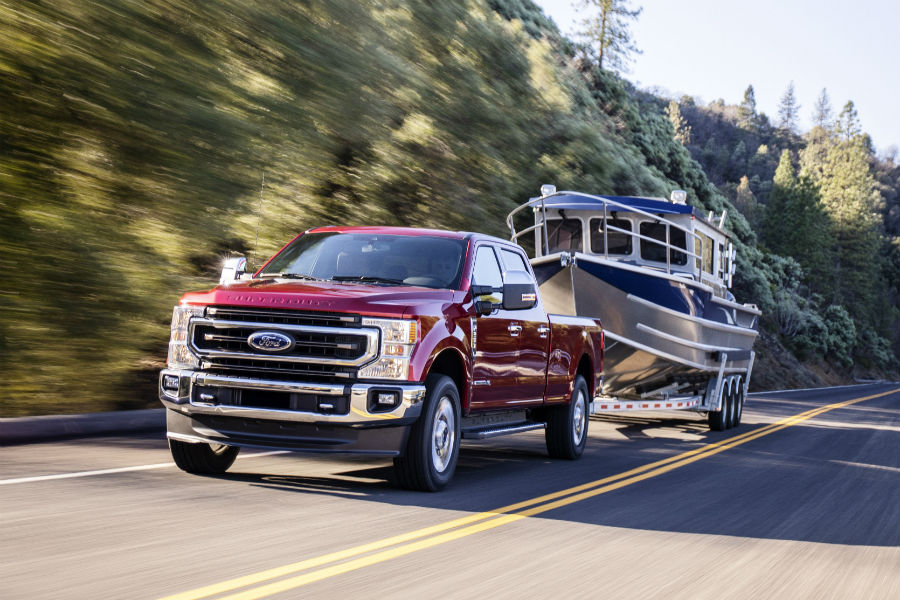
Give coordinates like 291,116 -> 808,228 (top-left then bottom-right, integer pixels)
258,232 -> 468,290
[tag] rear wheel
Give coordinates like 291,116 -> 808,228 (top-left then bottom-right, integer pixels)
546,375 -> 589,459
393,374 -> 460,492
733,377 -> 744,427
169,439 -> 240,474
707,380 -> 728,432
724,379 -> 736,429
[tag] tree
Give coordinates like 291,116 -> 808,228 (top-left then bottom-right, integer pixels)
738,84 -> 757,129
576,0 -> 643,72
812,88 -> 833,130
835,100 -> 862,140
778,81 -> 801,133
765,150 -> 833,292
665,100 -> 691,145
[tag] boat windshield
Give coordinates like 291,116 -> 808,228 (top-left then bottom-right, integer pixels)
258,232 -> 468,290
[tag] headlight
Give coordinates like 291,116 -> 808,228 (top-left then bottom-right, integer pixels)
358,318 -> 418,380
166,305 -> 205,369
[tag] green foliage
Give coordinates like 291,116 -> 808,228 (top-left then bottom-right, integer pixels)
1,0 -> 896,415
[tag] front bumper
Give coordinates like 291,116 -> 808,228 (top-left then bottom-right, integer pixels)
159,369 -> 426,454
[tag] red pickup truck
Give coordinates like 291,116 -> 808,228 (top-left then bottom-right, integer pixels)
160,226 -> 603,490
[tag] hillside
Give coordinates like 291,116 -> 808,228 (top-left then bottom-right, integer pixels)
0,0 -> 895,416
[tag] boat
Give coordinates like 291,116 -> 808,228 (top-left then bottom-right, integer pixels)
507,186 -> 759,405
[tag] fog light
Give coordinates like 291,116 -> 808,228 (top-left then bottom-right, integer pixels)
368,389 -> 401,413
377,392 -> 399,406
163,375 -> 180,391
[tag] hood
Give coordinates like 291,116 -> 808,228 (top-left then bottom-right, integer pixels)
180,279 -> 459,319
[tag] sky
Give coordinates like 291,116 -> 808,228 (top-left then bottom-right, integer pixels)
534,0 -> 900,154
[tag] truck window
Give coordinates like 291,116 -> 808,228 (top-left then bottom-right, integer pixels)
590,217 -> 632,255
500,248 -> 530,274
472,246 -> 504,303
258,232 -> 467,289
545,218 -> 583,253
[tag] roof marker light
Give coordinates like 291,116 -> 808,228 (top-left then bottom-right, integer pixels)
670,190 -> 687,204
540,184 -> 557,197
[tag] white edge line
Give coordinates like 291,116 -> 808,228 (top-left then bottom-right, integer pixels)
0,450 -> 291,486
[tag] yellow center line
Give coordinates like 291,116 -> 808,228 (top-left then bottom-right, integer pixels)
161,388 -> 898,600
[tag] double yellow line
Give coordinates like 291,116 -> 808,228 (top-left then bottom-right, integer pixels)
161,388 -> 897,600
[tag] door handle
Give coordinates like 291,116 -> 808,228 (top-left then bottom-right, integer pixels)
508,324 -> 522,337
537,325 -> 550,338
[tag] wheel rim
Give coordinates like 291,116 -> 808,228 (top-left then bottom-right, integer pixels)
572,388 -> 586,446
431,395 -> 456,473
210,444 -> 230,455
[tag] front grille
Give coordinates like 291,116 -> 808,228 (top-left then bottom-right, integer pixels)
193,324 -> 365,361
193,385 -> 350,415
190,306 -> 377,384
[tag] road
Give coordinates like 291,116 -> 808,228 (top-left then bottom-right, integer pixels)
2,383 -> 898,599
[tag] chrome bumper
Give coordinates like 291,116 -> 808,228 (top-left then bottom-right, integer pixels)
159,369 -> 426,425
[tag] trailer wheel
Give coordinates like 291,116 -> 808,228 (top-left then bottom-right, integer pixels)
546,375 -> 589,459
707,381 -> 728,432
725,379 -> 737,429
393,374 -> 460,492
169,439 -> 240,474
733,378 -> 744,427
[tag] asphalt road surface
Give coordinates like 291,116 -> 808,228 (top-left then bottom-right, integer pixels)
2,383 -> 898,599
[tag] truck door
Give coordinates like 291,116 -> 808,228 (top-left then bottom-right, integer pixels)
470,245 -> 524,410
499,248 -> 550,404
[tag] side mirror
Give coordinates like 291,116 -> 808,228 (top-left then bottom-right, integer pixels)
474,300 -> 496,316
502,271 -> 538,311
220,256 -> 248,285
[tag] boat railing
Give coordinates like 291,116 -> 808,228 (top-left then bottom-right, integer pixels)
507,191 -> 705,278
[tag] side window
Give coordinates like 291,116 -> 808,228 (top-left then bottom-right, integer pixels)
639,222 -> 688,266
590,217 -> 632,255
639,222 -> 668,263
500,248 -> 530,274
545,218 -> 583,253
472,246 -> 504,303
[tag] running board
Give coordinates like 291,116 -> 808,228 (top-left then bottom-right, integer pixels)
461,422 -> 546,440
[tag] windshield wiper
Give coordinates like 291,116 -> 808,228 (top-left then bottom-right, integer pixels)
331,275 -> 405,285
258,272 -> 325,281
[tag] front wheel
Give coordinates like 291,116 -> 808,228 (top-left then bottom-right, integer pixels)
393,374 -> 461,491
169,439 -> 240,474
546,374 -> 589,459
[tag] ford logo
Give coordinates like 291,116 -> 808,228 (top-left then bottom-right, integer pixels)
247,331 -> 295,353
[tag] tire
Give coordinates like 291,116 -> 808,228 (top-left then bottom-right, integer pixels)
393,374 -> 461,492
733,377 -> 744,427
707,380 -> 728,432
169,439 -> 240,474
724,379 -> 736,429
546,374 -> 589,459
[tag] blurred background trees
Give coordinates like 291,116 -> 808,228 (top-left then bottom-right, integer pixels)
1,0 -> 896,415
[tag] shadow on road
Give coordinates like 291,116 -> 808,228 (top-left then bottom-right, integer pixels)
202,386 -> 899,548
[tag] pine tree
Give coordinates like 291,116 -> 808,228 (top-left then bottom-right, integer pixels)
665,100 -> 691,145
738,84 -> 757,129
814,102 -> 883,327
835,100 -> 862,140
778,81 -> 801,133
576,0 -> 643,72
765,150 -> 833,293
812,88 -> 833,130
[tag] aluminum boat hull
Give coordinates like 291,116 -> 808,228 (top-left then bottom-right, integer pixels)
533,253 -> 759,399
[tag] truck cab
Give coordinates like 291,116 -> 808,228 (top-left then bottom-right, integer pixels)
160,226 -> 603,490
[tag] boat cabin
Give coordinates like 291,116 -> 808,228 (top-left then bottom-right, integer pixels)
509,188 -> 736,298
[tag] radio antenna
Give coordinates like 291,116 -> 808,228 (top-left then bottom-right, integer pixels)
253,171 -> 265,264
